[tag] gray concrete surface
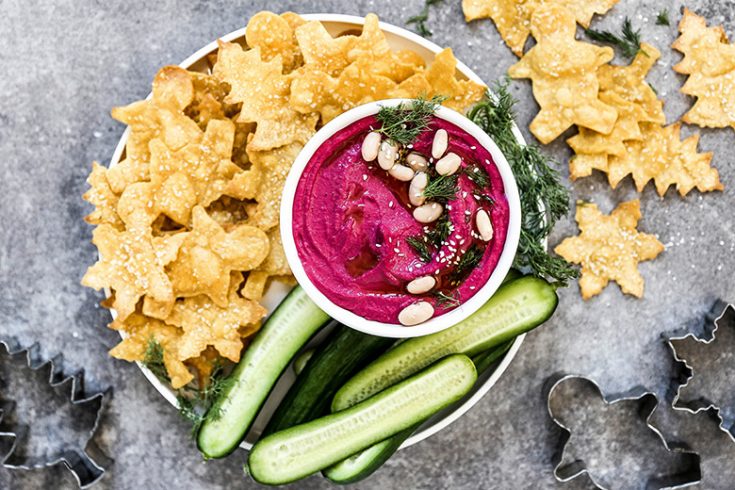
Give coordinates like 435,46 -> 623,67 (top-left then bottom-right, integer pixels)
1,0 -> 733,488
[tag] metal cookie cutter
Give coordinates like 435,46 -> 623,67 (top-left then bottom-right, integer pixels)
667,300 -> 735,442
546,374 -> 701,489
0,339 -> 108,488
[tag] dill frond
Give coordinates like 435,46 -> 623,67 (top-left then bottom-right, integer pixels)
423,174 -> 458,202
407,0 -> 445,37
407,235 -> 433,262
656,10 -> 670,26
375,96 -> 445,145
585,17 -> 644,59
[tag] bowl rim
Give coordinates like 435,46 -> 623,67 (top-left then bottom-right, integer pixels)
280,100 -> 522,338
105,12 -> 535,451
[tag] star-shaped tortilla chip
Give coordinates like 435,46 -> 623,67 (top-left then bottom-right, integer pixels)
82,220 -> 184,320
508,4 -> 617,144
246,11 -> 303,73
107,66 -> 203,193
109,311 -> 193,389
463,0 -> 620,57
673,9 -> 735,130
165,272 -> 266,362
555,200 -> 664,300
166,206 -> 270,306
83,162 -> 123,229
606,123 -> 723,197
214,41 -> 318,151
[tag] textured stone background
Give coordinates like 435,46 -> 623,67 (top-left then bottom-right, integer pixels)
1,0 -> 734,488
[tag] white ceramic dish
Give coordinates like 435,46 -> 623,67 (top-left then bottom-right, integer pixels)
107,13 -> 533,451
280,100 -> 521,338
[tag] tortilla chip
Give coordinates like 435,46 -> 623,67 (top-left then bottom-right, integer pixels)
555,200 -> 664,300
186,72 -> 229,128
242,271 -> 270,300
83,162 -> 123,229
214,41 -> 318,151
508,4 -> 617,144
462,0 -> 619,57
166,206 -> 270,306
246,11 -> 302,73
165,273 -> 266,362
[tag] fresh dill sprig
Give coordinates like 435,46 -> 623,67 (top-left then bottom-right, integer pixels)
407,0 -> 445,38
142,338 -> 169,381
375,96 -> 445,146
435,290 -> 461,309
423,174 -> 458,202
467,81 -> 578,286
464,164 -> 491,188
585,17 -> 644,59
450,244 -> 483,285
407,235 -> 433,262
426,212 -> 452,248
142,338 -> 233,437
656,10 -> 670,26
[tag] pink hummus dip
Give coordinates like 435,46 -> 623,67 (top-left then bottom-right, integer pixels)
292,115 -> 510,325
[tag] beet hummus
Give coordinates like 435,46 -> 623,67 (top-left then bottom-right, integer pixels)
292,114 -> 510,325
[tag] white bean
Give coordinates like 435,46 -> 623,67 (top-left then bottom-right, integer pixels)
361,131 -> 381,161
409,172 -> 428,206
476,209 -> 494,241
406,275 -> 436,294
388,164 -> 415,181
378,140 -> 399,170
435,152 -> 462,176
432,129 -> 448,159
398,301 -> 435,326
406,152 -> 428,172
413,202 -> 443,223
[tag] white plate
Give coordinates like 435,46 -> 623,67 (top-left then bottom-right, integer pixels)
107,13 -> 532,451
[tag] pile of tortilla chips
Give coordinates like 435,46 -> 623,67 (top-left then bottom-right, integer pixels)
82,12 -> 486,389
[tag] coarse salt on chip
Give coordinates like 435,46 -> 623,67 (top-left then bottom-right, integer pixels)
167,206 -> 270,307
673,9 -> 735,130
186,72 -> 229,129
295,19 -> 355,77
508,4 -> 617,144
605,123 -> 723,197
256,228 -> 291,277
108,66 -> 202,193
214,41 -> 318,151
83,162 -> 123,229
245,141 -> 303,231
109,311 -> 193,389
82,221 -> 183,321
246,11 -> 303,73
242,271 -> 270,301
462,0 -> 620,57
165,272 -> 266,362
555,200 -> 664,300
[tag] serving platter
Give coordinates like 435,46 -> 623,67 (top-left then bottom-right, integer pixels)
108,13 -> 531,451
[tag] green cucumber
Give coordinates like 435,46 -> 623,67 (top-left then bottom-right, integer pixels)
197,286 -> 330,459
333,276 -> 558,411
263,325 -> 394,435
248,354 -> 477,485
323,340 -> 516,484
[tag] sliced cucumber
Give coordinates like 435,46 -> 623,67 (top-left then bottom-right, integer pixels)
333,276 -> 558,411
324,340 -> 516,484
197,286 -> 330,459
248,355 -> 477,485
263,325 -> 394,436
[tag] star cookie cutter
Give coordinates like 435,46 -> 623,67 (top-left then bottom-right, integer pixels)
0,339 -> 109,488
667,300 -> 735,442
547,374 -> 701,489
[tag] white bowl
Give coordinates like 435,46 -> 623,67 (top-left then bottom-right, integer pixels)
107,13 -> 535,451
280,100 -> 521,338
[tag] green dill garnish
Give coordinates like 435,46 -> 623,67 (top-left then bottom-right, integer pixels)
449,244 -> 483,285
435,290 -> 461,308
585,17 -> 644,59
464,164 -> 491,188
142,338 -> 168,381
375,96 -> 445,146
656,10 -> 670,26
407,0 -> 445,38
407,235 -> 433,262
423,174 -> 458,202
648,82 -> 658,95
142,338 -> 234,437
425,211 -> 452,248
467,81 -> 578,286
